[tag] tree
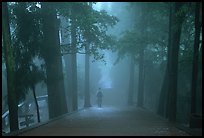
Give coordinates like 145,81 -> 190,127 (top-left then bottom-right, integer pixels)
114,3 -> 150,107
190,2 -> 202,117
157,3 -> 197,123
2,2 -> 19,132
8,2 -> 47,125
12,2 -> 43,104
41,2 -> 68,118
29,65 -> 46,123
137,4 -> 147,107
157,3 -> 172,117
58,2 -> 118,110
167,2 -> 186,122
84,43 -> 91,107
80,3 -> 118,108
127,55 -> 135,105
83,2 -> 93,108
70,4 -> 78,111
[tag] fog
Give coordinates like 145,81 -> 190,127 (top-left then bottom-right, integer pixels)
78,2 -> 135,107
59,2 -> 136,109
2,2 -> 202,135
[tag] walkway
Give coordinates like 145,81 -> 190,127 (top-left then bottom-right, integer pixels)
19,106 -> 190,136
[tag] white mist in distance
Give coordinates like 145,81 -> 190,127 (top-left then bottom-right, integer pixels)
98,51 -> 113,89
89,2 -> 133,107
92,2 -> 114,90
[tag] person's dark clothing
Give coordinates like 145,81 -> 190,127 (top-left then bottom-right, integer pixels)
97,91 -> 103,107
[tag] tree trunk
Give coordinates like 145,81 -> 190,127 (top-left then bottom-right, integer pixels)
41,3 -> 68,119
2,2 -> 19,132
60,16 -> 72,113
32,85 -> 40,123
71,54 -> 78,111
167,2 -> 185,122
137,47 -> 145,107
84,3 -> 93,108
157,68 -> 168,117
70,6 -> 78,111
136,5 -> 147,108
190,2 -> 201,115
157,3 -> 172,118
84,44 -> 91,107
64,54 -> 72,112
128,55 -> 135,105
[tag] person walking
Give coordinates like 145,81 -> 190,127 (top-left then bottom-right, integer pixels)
96,88 -> 103,108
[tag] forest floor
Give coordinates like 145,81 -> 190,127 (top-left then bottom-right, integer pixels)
18,106 -> 199,136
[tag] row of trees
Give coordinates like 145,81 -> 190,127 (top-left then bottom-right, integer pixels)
2,2 -> 201,133
59,2 -> 118,111
113,2 -> 202,123
2,2 -> 118,132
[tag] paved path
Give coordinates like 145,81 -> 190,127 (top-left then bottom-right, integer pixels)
19,106 -> 190,136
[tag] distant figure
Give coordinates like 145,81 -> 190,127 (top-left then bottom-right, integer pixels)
96,88 -> 103,108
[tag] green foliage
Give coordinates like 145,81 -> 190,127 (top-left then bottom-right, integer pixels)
178,3 -> 195,73
114,2 -> 169,65
175,2 -> 191,20
9,2 -> 46,102
56,2 -> 119,61
7,2 -> 119,103
28,64 -> 46,86
113,30 -> 141,64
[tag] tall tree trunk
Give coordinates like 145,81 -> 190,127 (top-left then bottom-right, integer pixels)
157,68 -> 168,117
71,54 -> 77,111
84,44 -> 91,107
70,6 -> 78,111
32,85 -> 40,123
137,4 -> 148,108
190,2 -> 201,115
41,3 -> 68,119
137,47 -> 145,107
2,2 -> 19,132
65,54 -> 72,112
167,2 -> 185,122
157,3 -> 172,118
60,16 -> 72,113
84,2 -> 93,108
128,55 -> 135,105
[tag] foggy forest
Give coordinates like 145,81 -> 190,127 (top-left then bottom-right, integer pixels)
2,2 -> 202,136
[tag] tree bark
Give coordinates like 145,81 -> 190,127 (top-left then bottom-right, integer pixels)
84,44 -> 91,107
136,5 -> 147,108
167,2 -> 185,122
64,54 -> 72,112
128,55 -> 135,105
70,6 -> 78,111
60,16 -> 72,113
157,68 -> 168,117
190,2 -> 201,115
137,47 -> 145,107
2,2 -> 19,132
41,3 -> 68,119
157,3 -> 172,118
32,85 -> 40,123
